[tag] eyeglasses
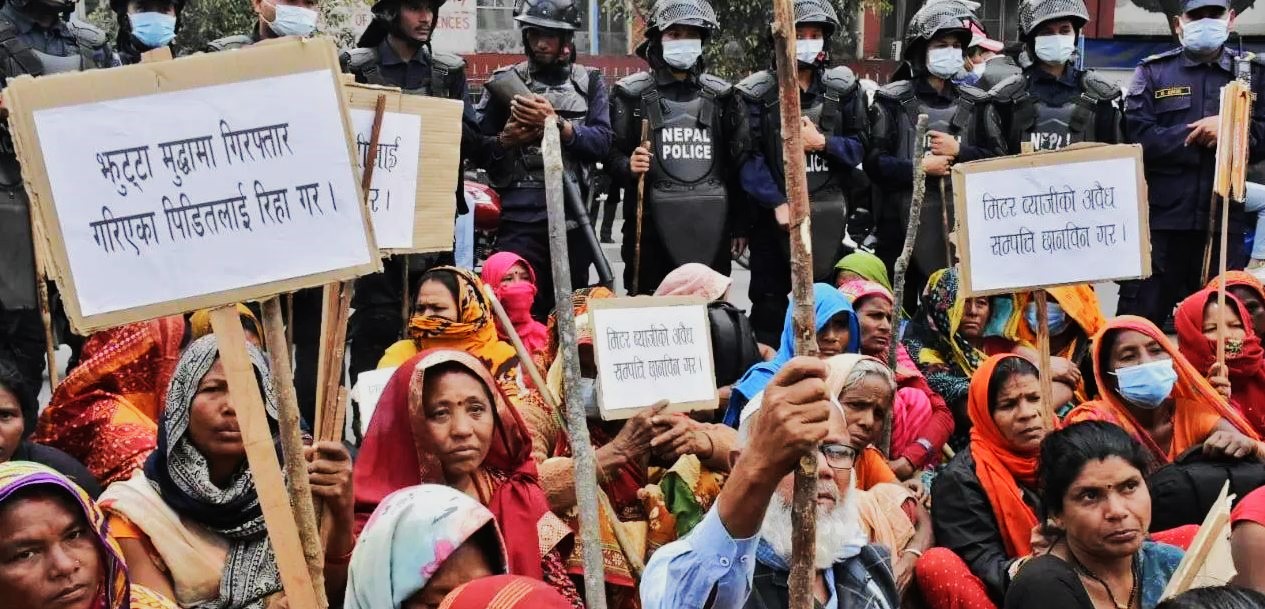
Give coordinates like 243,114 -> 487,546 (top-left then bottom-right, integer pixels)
819,443 -> 858,470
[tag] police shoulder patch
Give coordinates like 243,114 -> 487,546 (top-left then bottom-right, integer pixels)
698,73 -> 733,97
614,70 -> 654,97
734,70 -> 775,101
1154,86 -> 1191,99
874,78 -> 915,102
1140,47 -> 1182,64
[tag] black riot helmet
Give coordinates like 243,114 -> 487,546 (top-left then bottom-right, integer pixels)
634,0 -> 719,60
1019,0 -> 1089,37
792,0 -> 839,38
901,0 -> 977,74
516,0 -> 581,66
359,0 -> 446,48
11,0 -> 76,16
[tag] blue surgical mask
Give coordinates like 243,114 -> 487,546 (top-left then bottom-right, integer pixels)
130,12 -> 176,49
1024,301 -> 1070,335
1034,34 -> 1076,64
1181,17 -> 1229,54
267,2 -> 318,38
661,38 -> 702,71
926,46 -> 963,79
575,377 -> 600,419
796,38 -> 824,65
1112,359 -> 1178,410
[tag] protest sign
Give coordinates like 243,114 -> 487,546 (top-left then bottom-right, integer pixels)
344,83 -> 462,253
1162,483 -> 1236,599
350,366 -> 396,440
951,144 -> 1151,296
5,38 -> 380,332
588,296 -> 718,420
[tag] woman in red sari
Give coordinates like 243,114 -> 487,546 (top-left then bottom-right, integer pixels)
353,349 -> 582,607
1175,288 -> 1265,436
33,316 -> 185,486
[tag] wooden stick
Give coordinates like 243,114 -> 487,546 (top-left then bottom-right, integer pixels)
28,212 -> 57,392
401,255 -> 410,335
261,297 -> 327,608
939,177 -> 952,265
632,118 -> 650,295
1035,291 -> 1057,428
888,114 -> 930,457
285,293 -> 295,352
209,307 -> 320,609
1203,193 -> 1220,287
542,114 -> 608,608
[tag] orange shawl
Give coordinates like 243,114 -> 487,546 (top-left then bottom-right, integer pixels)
968,354 -> 1044,557
1009,286 -> 1107,352
394,266 -> 518,378
1065,315 -> 1259,465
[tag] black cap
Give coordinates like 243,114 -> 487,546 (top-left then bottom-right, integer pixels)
1183,0 -> 1230,14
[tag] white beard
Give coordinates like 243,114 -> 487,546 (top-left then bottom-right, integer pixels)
759,480 -> 869,570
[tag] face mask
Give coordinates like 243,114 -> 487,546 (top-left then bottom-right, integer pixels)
661,38 -> 702,70
494,281 -> 537,323
266,2 -> 318,38
1112,359 -> 1178,410
130,12 -> 177,48
1181,17 -> 1229,54
1024,301 -> 1070,335
1034,34 -> 1076,64
796,38 -> 824,65
575,377 -> 601,419
926,46 -> 963,79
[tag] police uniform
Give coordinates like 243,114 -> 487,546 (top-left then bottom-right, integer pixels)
991,64 -> 1121,152
0,1 -> 111,422
1117,45 -> 1265,324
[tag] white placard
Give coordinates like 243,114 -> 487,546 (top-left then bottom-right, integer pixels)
589,297 -> 717,419
31,68 -> 376,319
350,365 -> 397,439
954,145 -> 1150,295
351,108 -> 422,250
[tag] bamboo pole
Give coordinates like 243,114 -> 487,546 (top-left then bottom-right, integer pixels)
1034,291 -> 1056,428
542,114 -> 608,608
632,119 -> 650,295
29,212 -> 57,392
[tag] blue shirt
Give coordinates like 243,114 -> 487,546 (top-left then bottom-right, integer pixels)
640,503 -> 759,609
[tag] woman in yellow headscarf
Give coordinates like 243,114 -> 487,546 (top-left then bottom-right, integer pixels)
1004,285 -> 1106,407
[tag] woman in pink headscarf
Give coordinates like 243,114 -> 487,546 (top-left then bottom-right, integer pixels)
653,263 -> 732,301
480,252 -> 550,359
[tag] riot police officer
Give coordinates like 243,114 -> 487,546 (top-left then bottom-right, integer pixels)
205,0 -> 319,51
475,0 -> 613,317
609,0 -> 748,294
111,0 -> 183,63
1117,0 -> 1265,325
864,0 -> 1006,314
0,0 -> 112,423
991,0 -> 1122,153
736,0 -> 867,345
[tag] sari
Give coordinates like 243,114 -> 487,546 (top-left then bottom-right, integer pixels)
724,283 -> 859,427
34,316 -> 185,486
1066,316 -> 1259,466
352,349 -> 581,606
480,252 -> 549,358
99,335 -> 284,609
1175,288 -> 1265,436
0,462 -> 178,609
653,262 -> 732,301
348,484 -> 509,609
439,575 -> 575,609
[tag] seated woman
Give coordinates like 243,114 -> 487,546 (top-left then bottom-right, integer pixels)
0,357 -> 100,496
1175,288 -> 1265,435
98,336 -> 355,609
480,252 -> 549,358
1230,486 -> 1265,595
916,354 -> 1053,609
0,461 -> 178,609
346,484 -> 510,609
353,349 -> 581,606
653,262 -> 732,300
834,250 -> 893,290
34,316 -> 185,486
839,279 -> 954,479
1066,316 -> 1263,469
439,575 -> 575,609
1005,421 -> 1184,609
1211,271 -> 1265,337
1007,286 -> 1106,408
724,283 -> 859,427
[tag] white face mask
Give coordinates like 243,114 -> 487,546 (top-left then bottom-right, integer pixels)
266,2 -> 318,37
661,38 -> 703,70
926,46 -> 963,78
1034,33 -> 1077,64
796,38 -> 824,65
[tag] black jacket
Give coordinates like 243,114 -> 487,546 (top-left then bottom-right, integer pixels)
930,446 -> 1043,604
746,545 -> 898,609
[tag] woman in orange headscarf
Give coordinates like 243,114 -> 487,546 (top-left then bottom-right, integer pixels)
915,354 -> 1054,609
33,316 -> 185,486
1065,316 -> 1263,468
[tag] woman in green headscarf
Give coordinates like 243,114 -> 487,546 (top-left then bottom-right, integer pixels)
834,251 -> 893,291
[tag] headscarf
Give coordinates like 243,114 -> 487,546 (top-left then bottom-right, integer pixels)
438,575 -> 575,609
0,462 -> 178,609
1175,289 -> 1265,435
347,484 -> 508,609
653,263 -> 732,301
353,349 -> 562,582
1213,270 -> 1265,302
189,305 -> 264,349
1066,316 -> 1259,465
542,286 -> 616,366
822,353 -> 899,490
34,316 -> 185,485
967,354 -> 1043,558
725,284 -> 860,427
143,335 -> 282,609
407,267 -> 519,378
838,279 -> 921,379
834,251 -> 893,291
1006,286 -> 1107,355
480,252 -> 549,357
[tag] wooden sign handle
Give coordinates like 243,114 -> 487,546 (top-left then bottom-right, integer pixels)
1034,291 -> 1057,429
632,118 -> 650,295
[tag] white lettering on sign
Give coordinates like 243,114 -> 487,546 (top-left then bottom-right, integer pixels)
1029,132 -> 1071,151
350,108 -> 422,250
659,127 -> 712,160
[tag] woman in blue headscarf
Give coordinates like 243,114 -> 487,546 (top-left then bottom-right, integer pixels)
723,283 -> 860,427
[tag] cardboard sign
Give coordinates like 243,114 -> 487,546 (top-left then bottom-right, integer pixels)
5,38 -> 380,332
589,297 -> 718,420
952,144 -> 1151,296
344,83 -> 462,253
349,365 -> 397,440
1162,483 -> 1237,599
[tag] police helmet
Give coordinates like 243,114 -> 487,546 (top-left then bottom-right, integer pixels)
371,0 -> 448,25
13,0 -> 76,14
360,0 -> 446,47
515,0 -> 582,32
1018,0 -> 1089,36
635,0 -> 719,59
902,0 -> 977,62
793,0 -> 840,38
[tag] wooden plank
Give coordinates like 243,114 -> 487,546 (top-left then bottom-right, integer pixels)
1162,483 -> 1234,599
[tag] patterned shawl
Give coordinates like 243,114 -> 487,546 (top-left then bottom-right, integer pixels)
439,575 -> 575,609
407,266 -> 519,379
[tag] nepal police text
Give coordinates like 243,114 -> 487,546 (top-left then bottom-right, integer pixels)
660,127 -> 712,160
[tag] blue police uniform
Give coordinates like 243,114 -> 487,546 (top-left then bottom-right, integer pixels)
1117,45 -> 1265,325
